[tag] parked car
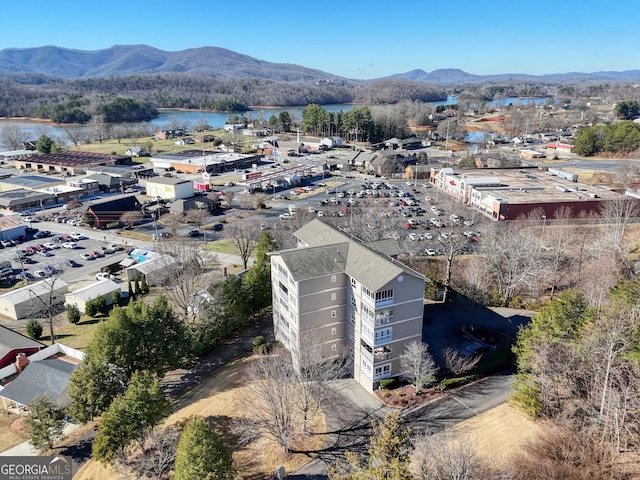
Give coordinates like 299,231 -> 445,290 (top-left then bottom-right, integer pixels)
212,223 -> 224,232
65,259 -> 81,268
89,250 -> 103,258
69,232 -> 85,240
33,270 -> 48,278
43,265 -> 57,275
80,253 -> 93,261
187,229 -> 200,237
24,246 -> 36,255
95,272 -> 114,281
16,271 -> 34,281
425,248 -> 437,256
1,240 -> 14,248
34,230 -> 51,239
0,268 -> 13,278
36,250 -> 52,257
106,243 -> 123,252
61,242 -> 78,249
44,242 -> 60,250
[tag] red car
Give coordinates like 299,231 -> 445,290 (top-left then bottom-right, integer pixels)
61,235 -> 72,242
24,246 -> 36,254
89,250 -> 103,258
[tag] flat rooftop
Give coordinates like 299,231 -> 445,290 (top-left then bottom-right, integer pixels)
455,168 -> 621,204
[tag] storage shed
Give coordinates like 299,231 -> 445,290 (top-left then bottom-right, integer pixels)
64,279 -> 121,314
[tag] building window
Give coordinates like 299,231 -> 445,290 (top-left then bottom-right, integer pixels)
374,363 -> 392,379
362,286 -> 374,300
331,292 -> 337,301
375,289 -> 394,303
361,358 -> 372,374
374,327 -> 393,345
331,327 -> 337,335
362,323 -> 374,340
331,310 -> 336,318
351,277 -> 357,287
279,281 -> 288,294
331,344 -> 337,352
331,275 -> 337,283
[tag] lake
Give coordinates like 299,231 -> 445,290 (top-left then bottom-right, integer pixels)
0,96 -> 548,148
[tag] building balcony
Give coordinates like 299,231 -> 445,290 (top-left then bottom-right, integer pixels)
374,313 -> 394,326
375,297 -> 394,308
373,348 -> 392,363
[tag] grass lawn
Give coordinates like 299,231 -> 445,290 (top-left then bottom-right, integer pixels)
455,403 -> 541,464
46,317 -> 103,350
0,411 -> 29,452
74,357 -> 325,480
203,239 -> 238,255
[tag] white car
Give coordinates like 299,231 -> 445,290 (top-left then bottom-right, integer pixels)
36,250 -> 52,257
408,233 -> 419,241
425,248 -> 437,256
106,243 -> 123,252
62,242 -> 78,249
279,213 -> 294,220
69,232 -> 85,240
95,272 -> 114,281
44,242 -> 60,249
33,270 -> 48,278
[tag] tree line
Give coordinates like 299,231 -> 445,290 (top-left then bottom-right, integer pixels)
0,72 -> 446,120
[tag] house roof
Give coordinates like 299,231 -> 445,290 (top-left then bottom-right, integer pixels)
0,278 -> 69,305
0,325 -> 43,360
128,255 -> 175,275
28,151 -> 129,167
65,279 -> 121,302
289,220 -> 425,291
87,195 -> 141,213
0,358 -> 77,407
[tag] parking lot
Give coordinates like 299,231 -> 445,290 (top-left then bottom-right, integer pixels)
0,221 -> 133,286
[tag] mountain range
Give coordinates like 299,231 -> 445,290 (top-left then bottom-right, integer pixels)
1,45 -> 640,84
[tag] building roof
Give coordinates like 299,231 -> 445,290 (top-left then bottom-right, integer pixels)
0,325 -> 43,360
65,279 -> 121,302
84,173 -> 123,188
28,151 -> 129,167
291,220 -> 425,291
87,195 -> 141,213
0,358 -> 77,407
278,243 -> 349,281
128,255 -> 176,276
0,175 -> 63,189
0,189 -> 55,208
0,215 -> 25,231
0,278 -> 69,305
146,176 -> 191,186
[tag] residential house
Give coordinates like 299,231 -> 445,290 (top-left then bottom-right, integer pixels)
126,147 -> 148,157
0,325 -> 44,369
269,220 -> 425,392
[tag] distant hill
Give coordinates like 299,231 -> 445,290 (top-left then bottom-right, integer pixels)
387,68 -> 640,84
0,44 -> 347,83
2,44 -> 639,85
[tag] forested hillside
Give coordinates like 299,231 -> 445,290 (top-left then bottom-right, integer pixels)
0,74 -> 446,121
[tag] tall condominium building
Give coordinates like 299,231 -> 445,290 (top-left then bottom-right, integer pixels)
270,219 -> 426,391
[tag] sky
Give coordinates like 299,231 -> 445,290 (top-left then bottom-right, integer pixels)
1,0 -> 639,79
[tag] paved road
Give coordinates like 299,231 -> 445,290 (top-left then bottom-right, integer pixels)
289,373 -> 514,479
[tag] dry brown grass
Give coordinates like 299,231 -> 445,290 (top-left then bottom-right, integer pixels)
74,357 -> 325,480
454,403 -> 541,465
0,412 -> 29,451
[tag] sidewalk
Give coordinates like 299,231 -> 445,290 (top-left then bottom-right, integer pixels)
0,422 -> 79,456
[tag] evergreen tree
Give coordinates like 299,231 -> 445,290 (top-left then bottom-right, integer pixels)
173,416 -> 235,480
67,304 -> 81,324
92,372 -> 170,465
25,394 -> 66,452
26,319 -> 43,340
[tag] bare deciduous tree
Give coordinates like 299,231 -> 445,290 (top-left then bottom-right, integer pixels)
155,240 -> 216,320
158,212 -> 184,238
239,351 -> 301,453
399,341 -> 437,393
121,210 -> 145,229
599,197 -> 640,276
223,218 -> 260,269
117,426 -> 180,480
0,125 -> 30,150
442,347 -> 481,376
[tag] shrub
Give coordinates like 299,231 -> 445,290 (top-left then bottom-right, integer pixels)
67,304 -> 81,324
85,298 -> 98,318
252,335 -> 266,348
26,319 -> 43,340
379,378 -> 397,390
112,290 -> 121,307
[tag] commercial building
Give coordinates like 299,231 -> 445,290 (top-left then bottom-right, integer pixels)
429,166 -> 629,220
64,279 -> 122,314
13,151 -> 130,175
148,151 -> 261,174
269,220 -> 425,392
0,278 -> 69,321
0,216 -> 26,241
144,176 -> 194,200
0,175 -> 65,193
